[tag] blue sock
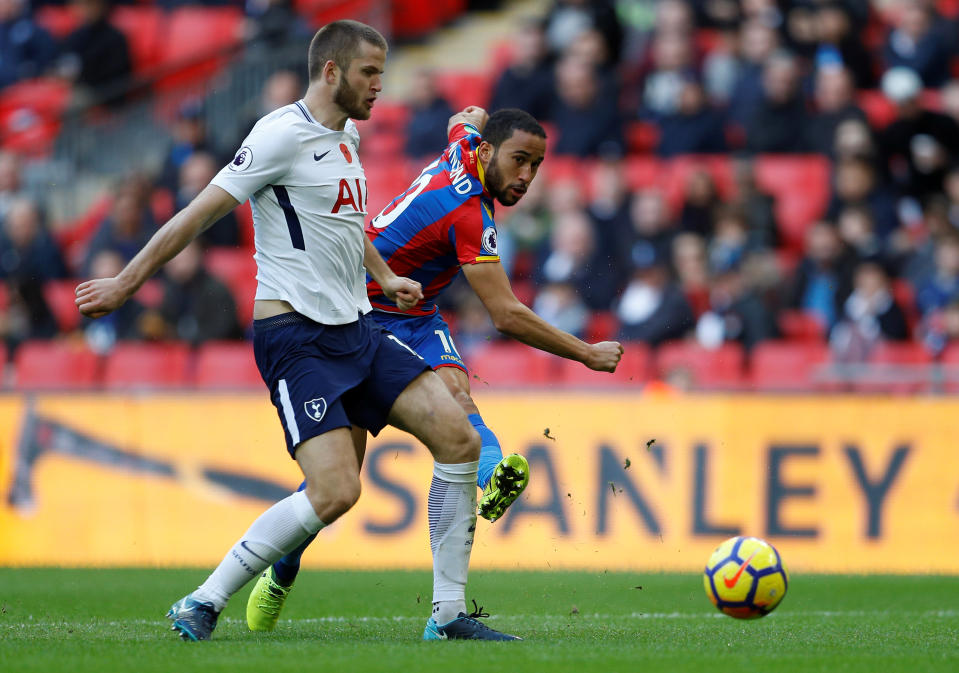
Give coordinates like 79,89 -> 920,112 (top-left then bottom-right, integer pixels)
469,413 -> 502,489
272,480 -> 314,586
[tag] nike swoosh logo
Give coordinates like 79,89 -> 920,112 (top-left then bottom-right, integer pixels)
314,150 -> 331,161
723,550 -> 759,589
240,541 -> 268,562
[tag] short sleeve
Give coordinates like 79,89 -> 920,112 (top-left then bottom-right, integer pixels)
452,198 -> 499,266
211,117 -> 298,203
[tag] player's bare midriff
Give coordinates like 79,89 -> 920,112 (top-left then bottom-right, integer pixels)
253,299 -> 296,320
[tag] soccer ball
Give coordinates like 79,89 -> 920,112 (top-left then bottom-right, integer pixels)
703,536 -> 788,619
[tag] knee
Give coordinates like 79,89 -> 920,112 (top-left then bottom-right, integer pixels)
451,389 -> 477,414
305,477 -> 361,523
446,422 -> 481,464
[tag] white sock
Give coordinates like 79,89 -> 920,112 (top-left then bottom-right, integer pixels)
428,460 -> 478,624
193,490 -> 325,611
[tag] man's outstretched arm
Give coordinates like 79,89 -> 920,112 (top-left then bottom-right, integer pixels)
462,261 -> 623,372
76,184 -> 238,318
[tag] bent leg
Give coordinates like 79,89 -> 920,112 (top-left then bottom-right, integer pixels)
435,366 -> 502,488
193,428 -> 359,612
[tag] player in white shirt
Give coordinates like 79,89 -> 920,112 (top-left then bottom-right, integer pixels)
75,20 -> 520,642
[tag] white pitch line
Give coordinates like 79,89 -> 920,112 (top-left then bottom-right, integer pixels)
3,609 -> 956,630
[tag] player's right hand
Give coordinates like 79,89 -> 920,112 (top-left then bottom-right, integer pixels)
74,277 -> 131,319
584,341 -> 625,372
448,106 -> 489,134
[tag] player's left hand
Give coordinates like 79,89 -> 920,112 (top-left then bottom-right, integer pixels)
383,276 -> 423,312
584,341 -> 625,372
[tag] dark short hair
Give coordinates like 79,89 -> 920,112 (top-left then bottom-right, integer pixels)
483,108 -> 546,148
307,20 -> 387,82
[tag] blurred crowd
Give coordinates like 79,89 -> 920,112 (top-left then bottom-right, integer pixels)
5,0 -> 959,377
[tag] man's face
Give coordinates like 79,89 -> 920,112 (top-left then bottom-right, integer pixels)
482,130 -> 546,207
334,41 -> 386,121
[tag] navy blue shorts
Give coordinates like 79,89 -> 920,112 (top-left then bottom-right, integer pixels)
253,312 -> 431,458
372,310 -> 467,374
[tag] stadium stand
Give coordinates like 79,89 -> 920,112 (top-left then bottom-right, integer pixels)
101,342 -> 192,390
194,341 -> 262,390
13,340 -> 99,390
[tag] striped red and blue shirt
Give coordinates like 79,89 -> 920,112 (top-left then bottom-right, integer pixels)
366,122 -> 499,316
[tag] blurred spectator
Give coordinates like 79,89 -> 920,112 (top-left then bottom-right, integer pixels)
746,50 -> 808,153
655,78 -> 727,157
585,159 -> 631,277
533,282 -> 590,337
836,204 -> 890,268
159,99 -> 220,194
0,197 -> 67,282
881,0 -> 952,87
729,159 -> 779,250
679,169 -> 721,238
57,0 -> 132,106
615,242 -> 694,344
701,25 -> 741,105
805,65 -> 868,157
788,220 -> 855,330
0,0 -> 58,88
671,232 -> 710,316
827,156 -> 899,239
82,248 -> 144,354
83,180 -> 156,275
919,297 -> 959,355
726,19 -> 780,129
878,68 -> 959,202
233,69 -> 302,149
619,189 -> 676,277
0,277 -> 57,353
940,79 -> 959,128
640,30 -> 696,118
830,261 -> 909,362
404,69 -> 455,159
488,17 -> 553,119
449,292 -> 497,356
695,253 -> 778,351
534,209 -> 618,310
176,152 -> 240,248
550,56 -> 625,157
916,234 -> 959,317
812,1 -> 876,88
244,0 -> 310,55
833,118 -> 880,163
139,240 -> 241,345
543,0 -> 622,66
708,206 -> 749,272
0,151 -> 29,221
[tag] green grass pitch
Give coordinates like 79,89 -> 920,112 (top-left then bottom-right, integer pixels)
1,569 -> 957,673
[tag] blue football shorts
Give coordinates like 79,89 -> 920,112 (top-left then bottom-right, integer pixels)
253,311 -> 431,458
371,309 -> 467,374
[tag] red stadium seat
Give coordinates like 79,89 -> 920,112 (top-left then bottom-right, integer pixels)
555,343 -> 651,388
661,156 -> 735,213
34,6 -> 80,39
102,342 -> 192,389
467,341 -> 554,387
434,71 -> 494,112
778,310 -> 826,343
749,341 -> 832,392
654,341 -> 746,389
112,7 -> 165,75
154,8 -> 244,91
859,342 -> 934,393
585,311 -> 619,342
0,78 -> 71,156
43,280 -> 83,333
13,340 -> 100,390
194,341 -> 262,390
754,155 -> 831,254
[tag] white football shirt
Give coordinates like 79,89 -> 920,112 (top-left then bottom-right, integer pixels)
211,100 -> 372,325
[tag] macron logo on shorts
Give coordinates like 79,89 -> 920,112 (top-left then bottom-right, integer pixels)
305,398 -> 327,423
